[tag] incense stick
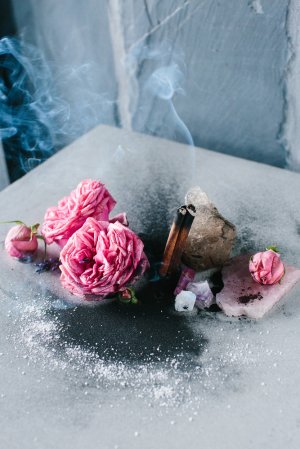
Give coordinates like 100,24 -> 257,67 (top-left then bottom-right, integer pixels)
159,206 -> 187,277
160,204 -> 196,277
169,204 -> 196,272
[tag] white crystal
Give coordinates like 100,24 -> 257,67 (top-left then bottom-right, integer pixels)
174,291 -> 196,312
187,281 -> 215,309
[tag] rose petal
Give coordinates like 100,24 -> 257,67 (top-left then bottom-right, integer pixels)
60,217 -> 149,300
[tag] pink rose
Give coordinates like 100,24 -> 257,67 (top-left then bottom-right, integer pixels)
109,212 -> 128,227
42,179 -> 116,247
5,224 -> 38,260
59,217 -> 149,298
249,249 -> 285,285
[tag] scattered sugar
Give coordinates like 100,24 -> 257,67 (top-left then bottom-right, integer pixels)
4,276 -> 294,415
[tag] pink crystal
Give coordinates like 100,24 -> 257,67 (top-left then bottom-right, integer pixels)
174,266 -> 196,295
187,281 -> 215,309
216,255 -> 300,319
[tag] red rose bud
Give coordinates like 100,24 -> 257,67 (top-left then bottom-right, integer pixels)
120,288 -> 132,300
5,224 -> 38,261
249,247 -> 285,285
118,288 -> 138,304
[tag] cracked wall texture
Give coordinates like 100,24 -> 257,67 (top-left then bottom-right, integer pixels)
11,0 -> 299,170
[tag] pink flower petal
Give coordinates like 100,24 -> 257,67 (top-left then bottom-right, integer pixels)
59,217 -> 149,300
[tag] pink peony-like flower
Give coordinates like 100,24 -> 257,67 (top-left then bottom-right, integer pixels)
109,212 -> 128,227
249,249 -> 285,285
5,224 -> 38,259
42,179 -> 116,247
59,217 -> 149,298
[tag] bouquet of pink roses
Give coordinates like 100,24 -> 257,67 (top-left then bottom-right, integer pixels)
3,179 -> 149,302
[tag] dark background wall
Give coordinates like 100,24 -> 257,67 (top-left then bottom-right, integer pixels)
0,0 -> 15,37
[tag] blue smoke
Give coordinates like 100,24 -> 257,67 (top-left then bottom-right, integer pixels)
0,37 -> 114,181
146,64 -> 194,146
0,36 -> 194,182
129,43 -> 194,147
0,37 -> 55,180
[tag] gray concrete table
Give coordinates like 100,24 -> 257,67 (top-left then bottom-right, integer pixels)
0,125 -> 299,449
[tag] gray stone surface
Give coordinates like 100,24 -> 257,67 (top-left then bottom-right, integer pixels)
0,125 -> 300,449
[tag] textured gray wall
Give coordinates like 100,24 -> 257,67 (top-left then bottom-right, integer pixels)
122,0 -> 289,167
10,0 -> 300,170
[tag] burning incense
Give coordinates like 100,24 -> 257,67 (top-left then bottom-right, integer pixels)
159,204 -> 196,277
169,204 -> 196,272
159,206 -> 187,277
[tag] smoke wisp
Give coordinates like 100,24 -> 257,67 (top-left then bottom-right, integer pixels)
0,37 -> 115,181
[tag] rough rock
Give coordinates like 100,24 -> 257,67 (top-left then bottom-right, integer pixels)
216,255 -> 300,318
182,186 -> 236,271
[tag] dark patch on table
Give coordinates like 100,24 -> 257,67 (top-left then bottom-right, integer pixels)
48,282 -> 207,369
45,205 -> 207,369
238,292 -> 263,304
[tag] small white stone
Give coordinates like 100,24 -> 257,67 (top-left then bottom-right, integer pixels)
175,291 -> 196,312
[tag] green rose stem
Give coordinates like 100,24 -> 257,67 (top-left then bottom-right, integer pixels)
0,220 -> 25,225
36,235 -> 47,258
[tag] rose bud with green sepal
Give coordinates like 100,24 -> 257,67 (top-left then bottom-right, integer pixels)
5,222 -> 40,263
249,246 -> 285,286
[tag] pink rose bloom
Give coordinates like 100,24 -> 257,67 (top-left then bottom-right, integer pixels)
42,179 -> 116,247
5,224 -> 38,259
109,212 -> 128,227
249,249 -> 285,285
60,217 -> 149,298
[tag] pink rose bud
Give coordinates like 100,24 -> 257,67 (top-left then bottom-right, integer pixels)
249,248 -> 285,285
5,224 -> 38,260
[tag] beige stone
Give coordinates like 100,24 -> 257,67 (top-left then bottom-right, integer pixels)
182,186 -> 236,271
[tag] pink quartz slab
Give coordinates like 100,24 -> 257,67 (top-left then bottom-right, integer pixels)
216,255 -> 300,318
